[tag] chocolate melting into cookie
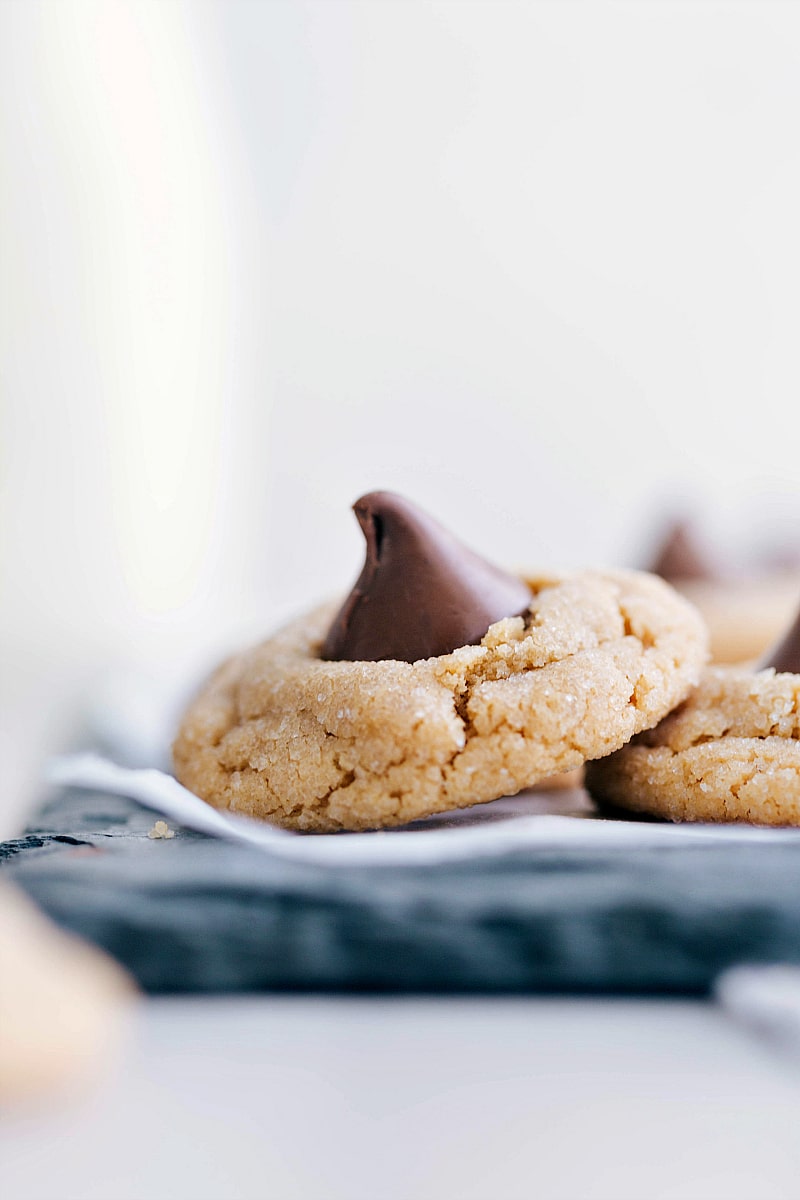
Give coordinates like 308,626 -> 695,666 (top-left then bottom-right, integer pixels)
649,520 -> 714,582
322,491 -> 533,663
762,605 -> 800,674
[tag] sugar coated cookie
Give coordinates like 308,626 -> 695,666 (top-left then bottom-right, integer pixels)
175,494 -> 707,831
586,665 -> 800,825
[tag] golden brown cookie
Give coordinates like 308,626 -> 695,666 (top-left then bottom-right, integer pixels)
647,517 -> 800,664
674,577 -> 800,665
174,569 -> 707,832
586,665 -> 800,824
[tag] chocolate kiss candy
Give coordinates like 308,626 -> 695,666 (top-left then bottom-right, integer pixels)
322,492 -> 533,663
650,521 -> 714,582
762,606 -> 800,674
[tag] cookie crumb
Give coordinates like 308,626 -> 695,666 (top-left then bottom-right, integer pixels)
147,820 -> 175,840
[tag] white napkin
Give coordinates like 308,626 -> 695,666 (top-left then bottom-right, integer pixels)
47,753 -> 800,869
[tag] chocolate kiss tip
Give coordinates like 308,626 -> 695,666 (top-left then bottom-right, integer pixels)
321,491 -> 533,663
761,606 -> 800,675
650,520 -> 714,583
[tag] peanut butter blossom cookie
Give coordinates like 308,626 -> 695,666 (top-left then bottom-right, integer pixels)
174,493 -> 708,831
586,606 -> 800,825
649,518 -> 800,665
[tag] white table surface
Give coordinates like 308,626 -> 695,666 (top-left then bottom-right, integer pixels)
4,996 -> 800,1200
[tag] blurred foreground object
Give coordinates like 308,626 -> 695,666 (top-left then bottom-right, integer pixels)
717,964 -> 800,1058
649,520 -> 800,664
0,884 -> 135,1103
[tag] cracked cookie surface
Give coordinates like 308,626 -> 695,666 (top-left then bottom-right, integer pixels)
173,569 -> 707,832
586,666 -> 800,824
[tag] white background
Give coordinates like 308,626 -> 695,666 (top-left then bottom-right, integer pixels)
6,997 -> 800,1200
4,0 -> 800,821
6,11 -> 800,1193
